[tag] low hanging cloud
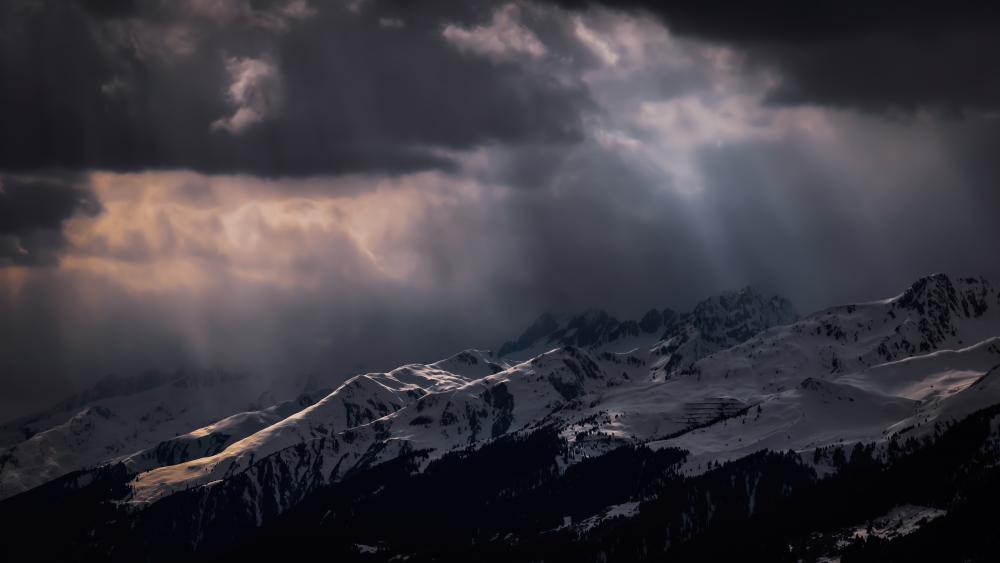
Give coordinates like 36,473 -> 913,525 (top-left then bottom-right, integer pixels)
0,175 -> 102,267
553,0 -> 1000,113
571,15 -> 618,65
442,4 -> 547,61
211,57 -> 282,134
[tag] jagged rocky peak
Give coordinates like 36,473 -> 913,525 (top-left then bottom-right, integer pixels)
893,273 -> 995,318
498,307 -> 672,358
647,287 -> 798,376
499,287 -> 797,360
498,312 -> 562,357
640,307 -> 681,334
685,287 -> 799,344
639,308 -> 663,332
498,309 -> 609,357
563,309 -> 622,346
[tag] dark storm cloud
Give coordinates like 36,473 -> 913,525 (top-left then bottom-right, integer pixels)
554,0 -> 1000,113
0,175 -> 101,266
3,0 -> 1000,422
0,0 -> 588,176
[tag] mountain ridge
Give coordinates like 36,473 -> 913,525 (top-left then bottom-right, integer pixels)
3,273 -> 1000,561
498,286 -> 799,362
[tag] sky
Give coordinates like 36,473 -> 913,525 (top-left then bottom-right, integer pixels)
2,0 -> 999,419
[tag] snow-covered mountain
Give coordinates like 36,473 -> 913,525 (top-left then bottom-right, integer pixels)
3,274 -> 1000,561
116,275 -> 999,518
0,370 -> 181,448
0,370 -> 307,500
128,359 -> 481,507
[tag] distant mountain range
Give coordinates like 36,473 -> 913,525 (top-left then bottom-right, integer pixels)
3,273 -> 1000,561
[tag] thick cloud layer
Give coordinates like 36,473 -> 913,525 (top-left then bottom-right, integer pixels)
0,0 -> 586,175
0,175 -> 101,266
2,1 -> 999,419
556,1 -> 1000,112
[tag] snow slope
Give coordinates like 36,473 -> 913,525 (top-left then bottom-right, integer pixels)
129,361 -> 478,504
0,351 -> 497,502
117,275 -> 1000,525
0,370 -> 182,448
0,371 -> 297,500
120,392 -> 326,474
6,274 -> 1000,542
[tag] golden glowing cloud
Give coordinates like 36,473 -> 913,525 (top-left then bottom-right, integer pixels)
56,171 -> 489,295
